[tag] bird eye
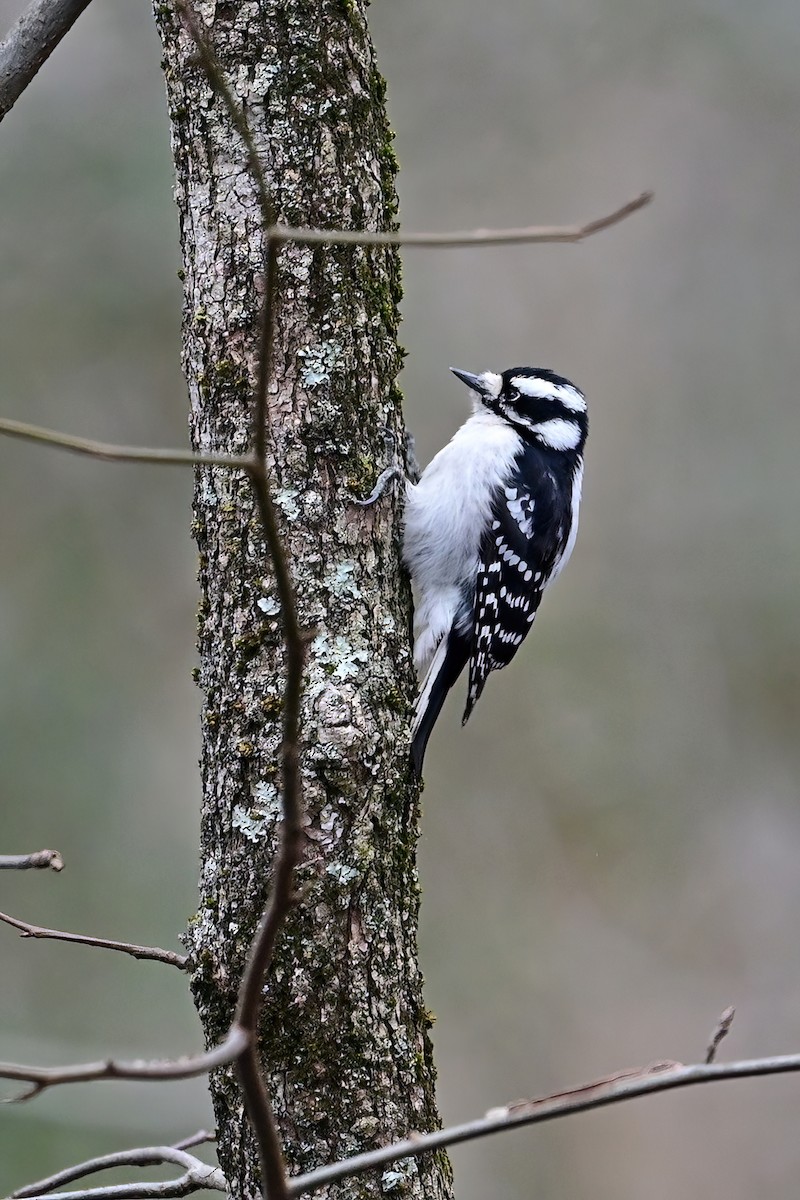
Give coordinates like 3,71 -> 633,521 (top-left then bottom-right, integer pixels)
506,388 -> 520,402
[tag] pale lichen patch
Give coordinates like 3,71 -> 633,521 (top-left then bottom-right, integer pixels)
382,1160 -> 419,1191
256,595 -> 281,615
232,804 -> 267,843
324,560 -> 362,601
275,487 -> 301,520
298,340 -> 343,387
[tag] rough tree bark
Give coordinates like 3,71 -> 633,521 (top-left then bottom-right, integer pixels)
154,4 -> 451,1198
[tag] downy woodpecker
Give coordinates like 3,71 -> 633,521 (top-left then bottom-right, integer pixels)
403,366 -> 587,776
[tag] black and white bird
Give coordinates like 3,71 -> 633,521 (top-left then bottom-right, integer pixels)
403,366 -> 588,777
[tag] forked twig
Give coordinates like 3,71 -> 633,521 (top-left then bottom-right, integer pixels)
11,1143 -> 225,1199
287,1051 -> 800,1196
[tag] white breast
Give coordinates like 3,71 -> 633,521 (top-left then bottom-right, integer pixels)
403,410 -> 522,670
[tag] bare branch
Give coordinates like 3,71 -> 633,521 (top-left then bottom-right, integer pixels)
171,1132 -> 216,1152
11,1179 -> 217,1200
0,0 -> 93,122
0,849 -> 63,872
705,1005 -> 736,1064
0,180 -> 651,489
0,909 -> 188,969
0,1025 -> 249,1102
270,191 -> 653,249
288,1052 -> 800,1196
11,1144 -> 225,1199
0,417 -> 251,470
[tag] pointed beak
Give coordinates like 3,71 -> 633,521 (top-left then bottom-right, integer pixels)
450,367 -> 485,394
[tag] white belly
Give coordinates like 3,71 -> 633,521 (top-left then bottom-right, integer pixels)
403,410 -> 522,670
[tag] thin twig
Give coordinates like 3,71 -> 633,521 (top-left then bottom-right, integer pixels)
705,1005 -> 736,1064
10,1048 -> 800,1197
0,184 -> 650,474
288,1052 -> 800,1196
269,191 -> 653,249
0,909 -> 188,969
0,849 -> 63,872
11,1145 -> 223,1198
11,1145 -> 225,1199
0,1025 -> 249,1102
177,8 -> 306,1200
171,1131 -> 216,1152
0,0 -> 93,121
12,1136 -> 219,1198
0,417 -> 251,470
10,1179 -> 218,1200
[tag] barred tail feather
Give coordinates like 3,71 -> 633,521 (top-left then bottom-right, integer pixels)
410,632 -> 470,779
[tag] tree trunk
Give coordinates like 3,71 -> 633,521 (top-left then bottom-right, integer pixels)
153,4 -> 451,1198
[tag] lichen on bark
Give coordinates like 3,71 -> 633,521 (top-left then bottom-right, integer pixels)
153,3 -> 452,1197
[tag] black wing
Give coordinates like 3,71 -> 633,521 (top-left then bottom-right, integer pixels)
463,451 -> 571,722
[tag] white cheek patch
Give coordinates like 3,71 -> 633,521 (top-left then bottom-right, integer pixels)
530,418 -> 582,451
511,376 -> 586,413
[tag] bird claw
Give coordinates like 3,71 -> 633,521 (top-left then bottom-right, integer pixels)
353,426 -> 415,506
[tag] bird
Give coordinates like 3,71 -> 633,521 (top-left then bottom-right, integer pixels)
402,365 -> 588,777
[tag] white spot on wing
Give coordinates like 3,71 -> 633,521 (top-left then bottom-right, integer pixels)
506,494 -> 535,537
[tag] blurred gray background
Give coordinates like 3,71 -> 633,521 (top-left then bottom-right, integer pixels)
1,1 -> 799,1197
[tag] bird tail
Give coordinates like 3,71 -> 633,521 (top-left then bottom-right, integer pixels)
410,633 -> 469,779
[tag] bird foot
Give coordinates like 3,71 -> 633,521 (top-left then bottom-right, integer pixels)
353,427 -> 418,506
